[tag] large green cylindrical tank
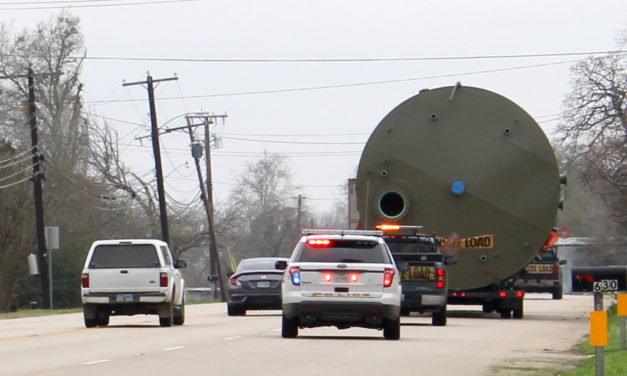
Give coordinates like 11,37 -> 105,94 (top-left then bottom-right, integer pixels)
356,85 -> 561,290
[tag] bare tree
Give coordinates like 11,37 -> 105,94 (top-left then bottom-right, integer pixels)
218,152 -> 302,264
556,35 -> 627,233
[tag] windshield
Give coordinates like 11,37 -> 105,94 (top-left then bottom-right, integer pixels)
296,240 -> 389,263
89,244 -> 160,268
385,236 -> 438,254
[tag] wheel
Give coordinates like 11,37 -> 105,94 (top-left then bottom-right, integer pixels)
83,304 -> 98,328
500,310 -> 512,319
400,307 -> 410,317
159,302 -> 174,327
383,318 -> 400,340
281,314 -> 298,338
513,307 -> 524,319
227,304 -> 244,316
432,307 -> 447,326
97,311 -> 110,327
174,297 -> 185,326
482,304 -> 494,313
552,286 -> 563,300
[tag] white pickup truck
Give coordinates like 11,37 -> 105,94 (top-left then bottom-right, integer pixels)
81,239 -> 186,327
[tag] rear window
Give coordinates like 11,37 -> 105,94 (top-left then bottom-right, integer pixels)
296,239 -> 390,264
89,244 -> 160,269
237,258 -> 285,272
385,236 -> 438,254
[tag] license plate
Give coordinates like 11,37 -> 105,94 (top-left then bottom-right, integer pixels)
257,281 -> 270,288
526,264 -> 553,274
403,266 -> 435,281
116,294 -> 133,302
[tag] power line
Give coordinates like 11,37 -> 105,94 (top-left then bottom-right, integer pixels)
221,136 -> 366,145
69,49 -> 627,64
0,0 -> 197,10
86,59 -> 582,103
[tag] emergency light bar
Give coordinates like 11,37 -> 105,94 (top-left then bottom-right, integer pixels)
376,224 -> 424,231
301,229 -> 383,236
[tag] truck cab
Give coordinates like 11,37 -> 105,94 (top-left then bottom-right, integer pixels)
377,224 -> 455,326
515,246 -> 566,299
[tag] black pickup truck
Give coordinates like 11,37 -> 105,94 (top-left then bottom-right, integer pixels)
515,246 -> 566,299
377,225 -> 457,326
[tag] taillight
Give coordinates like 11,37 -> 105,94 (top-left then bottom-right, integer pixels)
324,272 -> 333,282
160,272 -> 168,287
350,273 -> 359,282
81,273 -> 89,288
516,291 -> 525,298
436,268 -> 446,288
230,277 -> 240,286
383,268 -> 394,287
289,266 -> 301,286
498,291 -> 507,298
554,264 -> 560,276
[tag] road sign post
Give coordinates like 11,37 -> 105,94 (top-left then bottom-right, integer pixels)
590,293 -> 607,376
618,294 -> 627,351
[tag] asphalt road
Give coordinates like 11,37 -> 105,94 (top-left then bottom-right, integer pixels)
0,294 -> 593,376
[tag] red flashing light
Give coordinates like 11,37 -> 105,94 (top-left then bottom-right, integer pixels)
81,273 -> 89,288
350,273 -> 359,282
498,291 -> 507,298
516,291 -> 525,298
160,272 -> 169,287
324,272 -> 333,282
383,268 -> 395,287
308,239 -> 331,247
461,292 -> 467,297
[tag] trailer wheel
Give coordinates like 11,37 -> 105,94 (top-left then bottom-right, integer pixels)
499,310 -> 512,319
432,307 -> 447,326
513,307 -> 523,319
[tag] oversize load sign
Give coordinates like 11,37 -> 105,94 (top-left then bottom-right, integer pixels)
572,266 -> 627,293
437,234 -> 495,250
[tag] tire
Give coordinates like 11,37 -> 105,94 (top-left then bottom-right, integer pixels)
83,304 -> 98,328
97,311 -> 110,327
500,310 -> 512,319
552,286 -> 563,300
513,307 -> 524,319
159,302 -> 174,327
400,307 -> 410,317
482,304 -> 494,313
174,297 -> 185,326
227,304 -> 244,316
383,318 -> 400,340
432,307 -> 447,326
281,314 -> 298,338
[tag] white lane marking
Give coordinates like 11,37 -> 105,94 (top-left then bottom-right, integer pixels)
224,336 -> 241,340
82,359 -> 110,366
163,346 -> 185,351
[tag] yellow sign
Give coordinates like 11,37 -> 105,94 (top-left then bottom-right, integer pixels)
438,235 -> 495,250
590,310 -> 608,347
618,294 -> 627,317
402,266 -> 435,281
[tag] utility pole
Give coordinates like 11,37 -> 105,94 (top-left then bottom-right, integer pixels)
27,67 -> 50,309
184,113 -> 227,301
123,73 -> 177,244
297,194 -> 304,230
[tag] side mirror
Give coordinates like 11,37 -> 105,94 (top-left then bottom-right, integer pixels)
175,260 -> 187,268
559,259 -> 568,265
444,255 -> 458,266
275,260 -> 288,270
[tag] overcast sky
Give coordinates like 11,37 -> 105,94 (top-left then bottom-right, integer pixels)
4,0 -> 627,215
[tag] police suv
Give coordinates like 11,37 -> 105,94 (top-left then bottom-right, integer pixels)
276,230 -> 402,340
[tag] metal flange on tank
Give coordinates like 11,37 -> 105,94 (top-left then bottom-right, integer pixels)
356,83 -> 561,290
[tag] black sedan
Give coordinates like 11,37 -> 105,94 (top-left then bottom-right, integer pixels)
227,257 -> 288,316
